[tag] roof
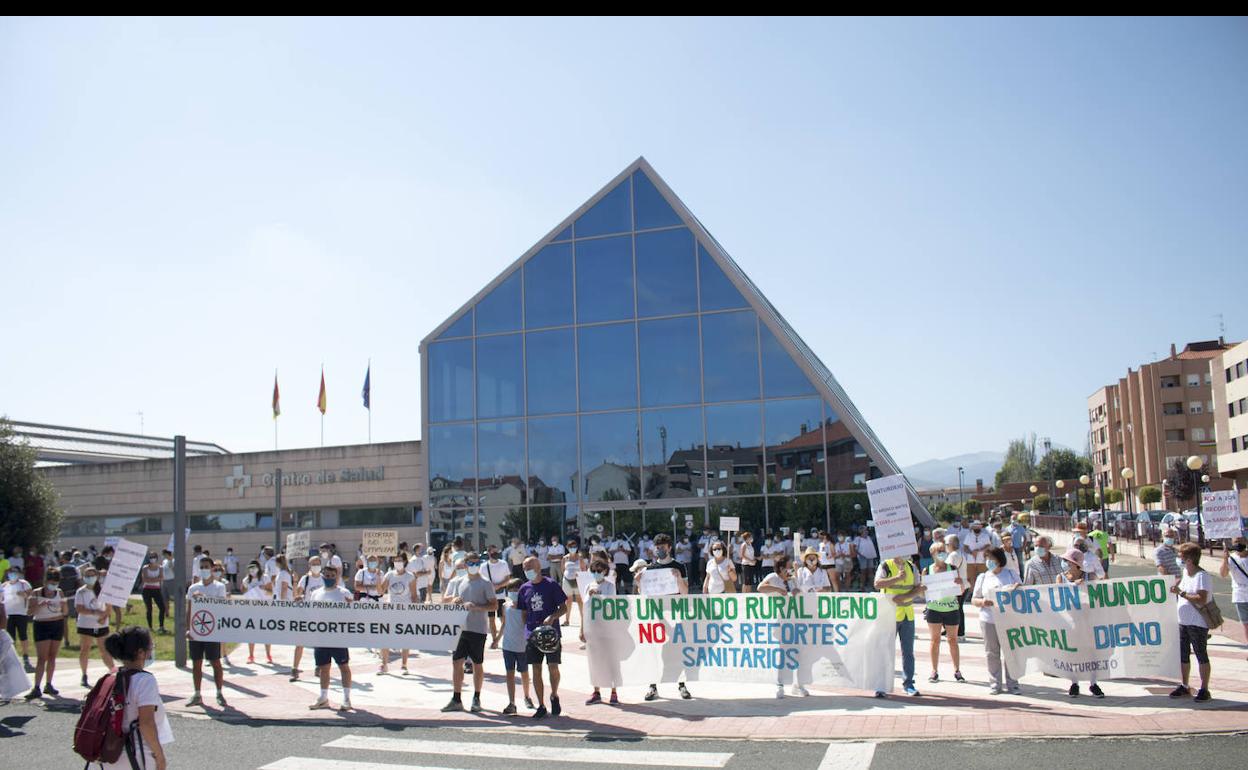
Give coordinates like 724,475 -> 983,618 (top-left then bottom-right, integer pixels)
8,420 -> 228,466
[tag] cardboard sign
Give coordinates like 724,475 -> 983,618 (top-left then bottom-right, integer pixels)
921,570 -> 961,601
99,537 -> 146,608
867,475 -> 918,559
639,567 -> 680,597
1201,491 -> 1242,539
719,516 -> 740,532
286,530 -> 311,558
362,529 -> 399,557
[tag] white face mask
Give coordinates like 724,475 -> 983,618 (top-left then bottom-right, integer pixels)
467,566 -> 480,576
395,562 -> 406,572
85,576 -> 97,586
310,565 -> 322,575
199,569 -> 212,580
248,567 -> 259,576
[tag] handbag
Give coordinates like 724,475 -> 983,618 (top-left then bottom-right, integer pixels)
1193,569 -> 1223,630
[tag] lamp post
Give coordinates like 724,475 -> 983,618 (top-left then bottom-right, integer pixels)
958,466 -> 965,510
1056,479 -> 1066,517
1029,484 -> 1039,517
1186,456 -> 1206,548
1079,474 -> 1091,522
1121,467 -> 1135,517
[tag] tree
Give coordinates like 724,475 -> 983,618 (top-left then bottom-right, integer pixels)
929,502 -> 959,525
1032,493 -> 1051,512
1035,448 -> 1093,483
1103,488 -> 1124,505
1166,460 -> 1195,504
961,500 -> 982,519
1076,489 -> 1098,509
0,418 -> 63,550
1139,486 -> 1162,506
994,433 -> 1037,488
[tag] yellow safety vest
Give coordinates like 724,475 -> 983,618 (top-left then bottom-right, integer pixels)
881,559 -> 916,622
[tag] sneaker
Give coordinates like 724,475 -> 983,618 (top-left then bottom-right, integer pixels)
43,684 -> 58,696
1168,685 -> 1190,698
586,692 -> 602,705
289,670 -> 300,682
928,672 -> 939,683
23,658 -> 34,674
775,685 -> 786,699
247,656 -> 255,664
1089,684 -> 1104,699
524,697 -> 535,709
186,693 -> 203,707
309,698 -> 333,711
1194,689 -> 1211,702
532,705 -> 548,718
441,698 -> 464,712
1069,683 -> 1080,698
266,655 -> 274,664
905,685 -> 920,697
401,666 -> 409,675
339,701 -> 353,712
874,691 -> 886,698
470,697 -> 483,713
80,675 -> 89,689
550,695 -> 561,716
791,684 -> 810,697
24,688 -> 40,701
1009,684 -> 1021,695
989,684 -> 1003,695
378,665 -> 388,675
953,671 -> 966,682
678,682 -> 692,700
644,684 -> 658,701
609,691 -> 619,705
216,692 -> 227,707
503,703 -> 517,715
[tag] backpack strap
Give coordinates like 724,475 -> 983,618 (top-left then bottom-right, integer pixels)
1231,555 -> 1248,582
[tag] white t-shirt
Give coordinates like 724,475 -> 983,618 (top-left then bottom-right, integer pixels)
30,587 -> 64,621
354,568 -> 383,597
536,545 -> 550,569
705,559 -> 733,594
973,567 -> 1020,625
1082,551 -> 1106,579
854,536 -> 878,560
223,554 -> 239,574
675,541 -> 693,564
795,565 -> 831,593
161,558 -> 175,581
101,671 -> 173,770
187,580 -> 228,602
741,542 -> 756,566
612,544 -> 630,565
817,541 -> 835,566
945,549 -> 968,583
297,573 -> 325,596
415,554 -> 435,589
3,579 -> 31,616
242,574 -> 270,600
74,586 -> 108,630
962,531 -> 992,564
1228,554 -> 1248,604
761,543 -> 778,567
273,570 -> 294,601
760,572 -> 792,593
383,569 -> 416,602
310,585 -> 354,605
1177,570 -> 1212,628
483,560 -> 511,598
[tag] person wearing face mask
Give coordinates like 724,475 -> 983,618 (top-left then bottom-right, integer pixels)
289,554 -> 326,681
442,552 -> 497,714
99,626 -> 171,770
354,554 -> 384,602
308,565 -> 355,711
795,548 -> 831,596
25,566 -> 67,699
739,532 -> 757,593
854,527 -> 878,591
833,532 -> 853,591
971,545 -> 1022,695
547,536 -> 567,582
1169,542 -> 1214,702
874,553 -> 923,698
760,533 -> 778,581
411,543 -> 434,603
924,543 -> 964,684
505,538 -> 528,580
639,533 -> 692,701
1218,537 -> 1248,658
483,547 -> 511,648
1055,547 -> 1103,698
758,556 -> 805,697
917,530 -> 935,573
703,540 -> 738,595
517,555 -> 566,717
559,541 -> 584,628
185,557 -> 228,707
1071,531 -> 1106,580
74,565 -> 115,689
497,580 -> 535,714
139,553 -> 167,636
223,548 -> 239,594
582,559 -> 620,705
1023,536 -> 1063,585
377,552 -> 418,675
3,565 -> 33,672
241,560 -> 273,664
1154,527 -> 1182,578
962,519 -> 992,590
317,542 -> 344,575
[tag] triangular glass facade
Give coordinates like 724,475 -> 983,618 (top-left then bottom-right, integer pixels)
422,159 -> 930,552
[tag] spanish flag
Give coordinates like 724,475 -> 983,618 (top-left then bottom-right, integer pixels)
317,368 -> 327,415
272,373 -> 281,419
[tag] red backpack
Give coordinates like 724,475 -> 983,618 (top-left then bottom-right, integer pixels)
73,669 -> 138,766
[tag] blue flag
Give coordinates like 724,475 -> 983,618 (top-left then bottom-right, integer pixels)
361,363 -> 371,409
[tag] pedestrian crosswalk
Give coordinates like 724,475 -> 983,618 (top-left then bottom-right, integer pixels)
259,734 -> 735,769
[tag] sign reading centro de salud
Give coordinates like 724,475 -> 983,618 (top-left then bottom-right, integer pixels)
224,464 -> 387,498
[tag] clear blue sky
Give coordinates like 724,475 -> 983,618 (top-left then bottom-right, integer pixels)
2,17 -> 1245,466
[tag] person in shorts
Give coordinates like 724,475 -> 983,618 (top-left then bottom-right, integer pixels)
308,565 -> 355,711
74,565 -> 113,689
518,556 -> 566,718
185,557 -> 228,707
498,579 -> 533,714
441,552 -> 497,714
922,542 -> 964,684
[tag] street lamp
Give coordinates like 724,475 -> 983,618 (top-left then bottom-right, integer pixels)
1186,456 -> 1206,548
958,466 -> 965,509
1121,467 -> 1135,517
1056,479 -> 1067,518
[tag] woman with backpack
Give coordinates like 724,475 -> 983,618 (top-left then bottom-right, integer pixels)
103,626 -> 171,770
25,566 -> 67,699
75,565 -> 115,688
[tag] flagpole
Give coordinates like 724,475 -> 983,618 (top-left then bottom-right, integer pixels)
368,358 -> 372,445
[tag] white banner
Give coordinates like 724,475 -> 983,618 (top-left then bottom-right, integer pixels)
921,570 -> 960,601
991,575 -> 1179,680
720,516 -> 740,532
583,593 -> 897,693
100,537 -> 146,608
867,475 -> 917,559
188,596 -> 468,649
1201,491 -> 1242,539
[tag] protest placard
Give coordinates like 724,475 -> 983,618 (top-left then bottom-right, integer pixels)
867,475 -> 918,559
362,529 -> 399,556
99,537 -> 146,608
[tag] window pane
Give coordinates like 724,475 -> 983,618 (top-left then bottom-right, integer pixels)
577,323 -> 637,411
633,169 -> 683,230
429,423 -> 475,508
552,225 -> 572,242
483,505 -> 528,550
701,310 -> 760,402
105,516 -> 152,535
761,324 -> 817,398
475,271 -> 522,334
642,406 -> 705,500
189,512 -> 264,532
822,409 -> 874,491
430,509 -> 471,547
525,328 -> 576,415
635,228 -> 697,317
769,494 -> 830,539
529,505 -> 573,543
428,339 -> 474,423
437,309 -> 474,340
478,420 -> 527,507
705,402 -> 763,496
765,398 -> 825,493
524,243 -> 574,329
638,316 -> 700,407
579,411 -> 641,502
709,497 -> 766,538
476,333 -> 523,419
61,518 -> 104,538
527,415 -> 578,506
339,507 -> 413,527
575,177 -> 632,238
699,243 -> 748,311
575,235 -> 634,323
